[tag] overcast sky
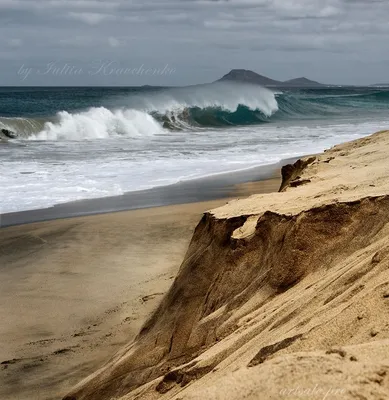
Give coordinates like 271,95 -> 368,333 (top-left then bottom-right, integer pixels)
1,0 -> 388,86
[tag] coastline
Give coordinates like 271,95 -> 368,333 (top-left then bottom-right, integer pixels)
8,125 -> 389,400
0,159 -> 286,400
0,157 -> 299,227
59,129 -> 389,400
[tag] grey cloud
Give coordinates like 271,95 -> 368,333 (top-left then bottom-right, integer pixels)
67,11 -> 116,25
0,0 -> 388,85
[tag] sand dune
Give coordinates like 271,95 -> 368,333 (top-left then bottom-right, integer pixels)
63,130 -> 389,400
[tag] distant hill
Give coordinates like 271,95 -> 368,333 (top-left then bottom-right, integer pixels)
218,69 -> 282,86
282,77 -> 324,87
217,69 -> 325,87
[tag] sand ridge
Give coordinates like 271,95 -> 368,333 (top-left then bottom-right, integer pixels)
62,130 -> 389,400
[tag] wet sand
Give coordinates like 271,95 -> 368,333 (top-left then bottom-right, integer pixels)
0,158 -> 296,227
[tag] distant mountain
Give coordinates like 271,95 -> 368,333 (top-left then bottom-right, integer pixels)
217,69 -> 282,86
282,77 -> 324,87
217,69 -> 325,87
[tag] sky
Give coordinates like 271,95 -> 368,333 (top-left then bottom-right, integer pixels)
0,0 -> 388,86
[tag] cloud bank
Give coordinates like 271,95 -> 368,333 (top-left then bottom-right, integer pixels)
0,0 -> 388,85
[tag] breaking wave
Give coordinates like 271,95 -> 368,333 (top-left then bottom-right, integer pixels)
1,84 -> 389,141
0,82 -> 278,140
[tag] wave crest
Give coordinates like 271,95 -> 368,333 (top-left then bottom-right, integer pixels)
32,107 -> 165,140
1,82 -> 279,140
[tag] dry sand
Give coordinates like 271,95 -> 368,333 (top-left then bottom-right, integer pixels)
0,177 -> 280,400
62,130 -> 389,400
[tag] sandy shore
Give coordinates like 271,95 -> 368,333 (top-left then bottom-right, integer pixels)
0,170 -> 281,399
61,130 -> 389,400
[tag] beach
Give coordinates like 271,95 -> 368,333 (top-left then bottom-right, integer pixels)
58,129 -> 389,400
0,166 -> 281,400
2,1 -> 389,399
2,91 -> 389,400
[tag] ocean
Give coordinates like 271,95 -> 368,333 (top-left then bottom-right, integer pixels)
1,82 -> 389,214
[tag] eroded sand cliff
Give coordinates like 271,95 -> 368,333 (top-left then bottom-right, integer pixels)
65,130 -> 389,400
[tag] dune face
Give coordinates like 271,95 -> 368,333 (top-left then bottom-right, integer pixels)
65,131 -> 389,400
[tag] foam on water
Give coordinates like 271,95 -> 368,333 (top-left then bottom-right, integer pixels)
134,82 -> 279,116
1,117 -> 387,214
29,107 -> 166,140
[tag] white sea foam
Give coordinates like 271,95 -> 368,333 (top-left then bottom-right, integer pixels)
134,82 -> 279,116
1,117 -> 387,214
29,107 -> 166,140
